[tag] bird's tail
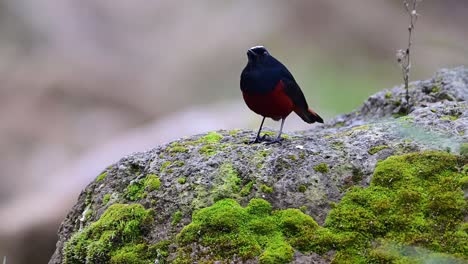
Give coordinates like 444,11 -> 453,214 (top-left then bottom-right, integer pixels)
295,108 -> 324,124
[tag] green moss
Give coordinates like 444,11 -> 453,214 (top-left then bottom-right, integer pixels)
255,149 -> 272,169
334,121 -> 345,127
260,184 -> 274,194
125,174 -> 160,201
144,174 -> 161,191
385,92 -> 392,99
198,131 -> 223,144
228,129 -> 241,136
260,131 -> 277,138
95,171 -> 108,182
176,198 -> 316,263
199,145 -> 217,156
64,204 -> 156,264
400,115 -> 415,123
178,177 -> 186,184
331,141 -> 345,150
440,115 -> 459,121
324,151 -> 467,262
260,131 -> 289,139
351,124 -> 370,131
125,183 -> 145,201
298,185 -> 307,193
168,145 -> 188,153
431,85 -> 441,93
160,161 -> 171,172
102,194 -> 111,205
313,163 -> 329,173
84,208 -> 94,220
212,163 -> 241,201
176,151 -> 467,263
368,145 -> 389,155
240,180 -> 254,196
173,160 -> 185,167
171,211 -> 183,226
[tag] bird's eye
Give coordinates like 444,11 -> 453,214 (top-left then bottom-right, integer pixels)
263,51 -> 268,55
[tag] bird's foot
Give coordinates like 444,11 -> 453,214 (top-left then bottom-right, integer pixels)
265,137 -> 283,145
248,134 -> 270,144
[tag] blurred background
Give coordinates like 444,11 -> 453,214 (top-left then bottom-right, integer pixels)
0,0 -> 466,263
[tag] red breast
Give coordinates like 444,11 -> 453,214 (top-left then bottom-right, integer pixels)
242,80 -> 294,121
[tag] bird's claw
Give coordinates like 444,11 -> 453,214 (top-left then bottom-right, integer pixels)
265,137 -> 283,145
248,134 -> 271,144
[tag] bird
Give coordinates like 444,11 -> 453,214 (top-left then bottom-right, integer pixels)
240,46 -> 323,144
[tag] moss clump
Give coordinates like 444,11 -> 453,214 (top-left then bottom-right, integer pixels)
385,92 -> 392,99
63,204 -> 156,264
240,180 -> 254,196
95,171 -> 108,182
160,161 -> 171,172
199,145 -> 217,156
171,211 -> 183,226
125,174 -> 161,201
125,183 -> 147,201
260,184 -> 274,194
324,151 -> 467,262
313,163 -> 329,173
298,185 -> 307,193
173,160 -> 185,167
144,174 -> 161,191
431,85 -> 441,93
211,163 -> 241,201
198,131 -> 223,144
177,177 -> 186,184
176,198 -> 316,263
168,144 -> 188,153
102,194 -> 111,205
368,145 -> 389,155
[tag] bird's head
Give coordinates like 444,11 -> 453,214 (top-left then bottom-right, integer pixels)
246,46 -> 271,64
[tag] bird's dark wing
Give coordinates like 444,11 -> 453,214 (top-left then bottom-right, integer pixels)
282,77 -> 324,123
282,78 -> 309,111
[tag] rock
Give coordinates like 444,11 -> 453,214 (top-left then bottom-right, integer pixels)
49,67 -> 467,264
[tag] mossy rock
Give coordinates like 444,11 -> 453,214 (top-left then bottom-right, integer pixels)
50,67 -> 468,264
174,152 -> 468,263
63,204 -> 157,264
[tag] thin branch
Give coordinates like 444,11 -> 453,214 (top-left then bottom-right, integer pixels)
397,0 -> 421,114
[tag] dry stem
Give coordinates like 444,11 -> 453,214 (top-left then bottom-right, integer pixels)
397,0 -> 421,114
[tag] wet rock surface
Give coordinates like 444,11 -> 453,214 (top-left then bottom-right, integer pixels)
50,67 -> 467,263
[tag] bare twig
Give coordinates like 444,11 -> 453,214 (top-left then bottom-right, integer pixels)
397,0 -> 422,114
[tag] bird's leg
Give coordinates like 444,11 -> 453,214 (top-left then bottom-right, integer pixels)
249,116 -> 267,144
266,118 -> 285,145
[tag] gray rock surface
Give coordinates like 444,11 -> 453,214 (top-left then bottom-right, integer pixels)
49,67 -> 467,264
